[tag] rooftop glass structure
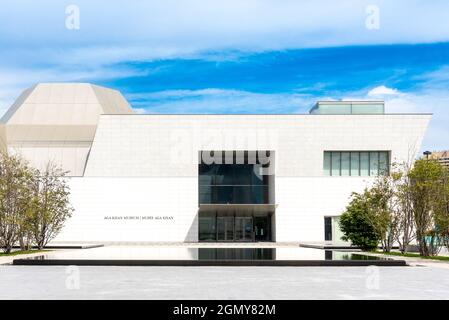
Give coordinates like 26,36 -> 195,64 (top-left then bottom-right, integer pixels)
309,101 -> 385,115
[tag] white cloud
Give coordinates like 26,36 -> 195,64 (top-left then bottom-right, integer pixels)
1,0 -> 446,117
128,89 -> 314,114
367,85 -> 400,97
411,65 -> 449,90
2,0 -> 449,67
384,91 -> 449,152
347,85 -> 449,152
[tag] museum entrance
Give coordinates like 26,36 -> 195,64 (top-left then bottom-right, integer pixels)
199,207 -> 274,242
217,214 -> 234,241
253,215 -> 270,242
197,151 -> 275,242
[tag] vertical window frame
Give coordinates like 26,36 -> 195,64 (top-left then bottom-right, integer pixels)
324,151 -> 390,177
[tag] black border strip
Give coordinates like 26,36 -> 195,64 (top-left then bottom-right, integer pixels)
12,258 -> 407,266
0,300 -> 446,319
11,244 -> 104,249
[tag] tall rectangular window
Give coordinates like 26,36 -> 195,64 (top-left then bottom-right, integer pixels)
341,152 -> 350,176
350,152 -> 360,176
199,212 -> 216,241
370,151 -> 379,176
324,217 -> 332,241
360,152 -> 370,176
379,152 -> 389,175
323,152 -> 331,176
331,152 -> 341,176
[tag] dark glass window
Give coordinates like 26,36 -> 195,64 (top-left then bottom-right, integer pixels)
233,165 -> 252,185
233,186 -> 252,204
216,186 -> 234,204
215,165 -> 234,185
324,217 -> 332,241
251,165 -> 264,186
199,212 -> 216,241
199,151 -> 274,205
199,211 -> 273,242
199,164 -> 217,185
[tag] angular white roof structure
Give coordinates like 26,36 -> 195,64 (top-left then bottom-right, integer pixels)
0,83 -> 133,175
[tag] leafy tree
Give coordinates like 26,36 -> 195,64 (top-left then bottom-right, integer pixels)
17,184 -> 37,251
339,192 -> 380,251
365,177 -> 396,252
29,162 -> 73,250
390,163 -> 416,253
339,179 -> 397,252
409,159 -> 447,256
0,153 -> 73,253
428,163 -> 449,253
0,152 -> 35,253
341,158 -> 449,257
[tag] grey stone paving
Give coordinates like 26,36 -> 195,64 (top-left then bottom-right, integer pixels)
1,265 -> 449,299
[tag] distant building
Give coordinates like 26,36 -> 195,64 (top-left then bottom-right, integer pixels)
428,151 -> 449,168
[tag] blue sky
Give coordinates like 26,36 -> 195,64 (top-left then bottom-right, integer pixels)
0,0 -> 449,151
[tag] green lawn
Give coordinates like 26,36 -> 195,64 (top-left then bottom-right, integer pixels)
0,250 -> 48,257
376,250 -> 449,261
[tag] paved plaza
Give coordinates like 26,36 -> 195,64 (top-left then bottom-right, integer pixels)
1,265 -> 449,299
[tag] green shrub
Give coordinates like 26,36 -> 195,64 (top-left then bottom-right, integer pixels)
339,193 -> 380,251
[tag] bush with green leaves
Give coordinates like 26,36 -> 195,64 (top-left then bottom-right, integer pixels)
339,192 -> 380,251
0,152 -> 72,253
409,159 -> 449,256
340,157 -> 449,256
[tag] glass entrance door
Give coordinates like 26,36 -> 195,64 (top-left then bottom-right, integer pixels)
254,216 -> 270,241
199,211 -> 273,242
235,216 -> 253,241
217,215 -> 234,241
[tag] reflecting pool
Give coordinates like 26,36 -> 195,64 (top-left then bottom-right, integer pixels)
16,246 -> 388,261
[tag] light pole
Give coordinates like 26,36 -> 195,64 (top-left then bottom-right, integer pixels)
423,150 -> 432,159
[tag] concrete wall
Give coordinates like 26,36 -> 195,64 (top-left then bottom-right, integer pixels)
275,177 -> 374,242
56,176 -> 372,243
55,113 -> 430,242
84,114 -> 431,177
56,177 -> 198,242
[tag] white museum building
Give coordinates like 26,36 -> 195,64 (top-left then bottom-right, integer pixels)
0,83 -> 431,243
